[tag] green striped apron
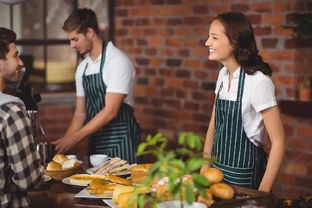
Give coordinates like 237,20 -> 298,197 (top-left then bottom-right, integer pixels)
82,43 -> 141,164
212,69 -> 268,189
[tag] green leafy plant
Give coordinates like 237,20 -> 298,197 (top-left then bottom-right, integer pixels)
283,13 -> 312,38
136,132 -> 215,208
298,77 -> 311,89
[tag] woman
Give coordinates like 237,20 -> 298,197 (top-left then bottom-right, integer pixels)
201,12 -> 285,192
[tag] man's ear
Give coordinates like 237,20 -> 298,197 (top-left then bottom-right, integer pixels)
86,27 -> 95,38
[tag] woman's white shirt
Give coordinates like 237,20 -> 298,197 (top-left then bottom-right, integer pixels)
75,41 -> 135,107
215,67 -> 277,147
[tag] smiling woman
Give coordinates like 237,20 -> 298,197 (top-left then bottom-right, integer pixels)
201,12 -> 285,193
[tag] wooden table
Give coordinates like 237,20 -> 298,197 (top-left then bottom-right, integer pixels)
29,181 -> 110,208
29,156 -> 276,208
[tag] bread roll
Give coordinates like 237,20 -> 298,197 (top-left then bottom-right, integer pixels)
46,161 -> 62,171
61,159 -> 80,169
118,191 -> 137,208
131,163 -> 153,184
70,174 -> 105,186
201,168 -> 224,184
105,174 -> 132,186
53,154 -> 68,165
197,188 -> 214,206
112,184 -> 134,204
210,183 -> 234,200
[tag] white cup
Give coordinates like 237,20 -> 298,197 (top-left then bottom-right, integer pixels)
89,154 -> 109,167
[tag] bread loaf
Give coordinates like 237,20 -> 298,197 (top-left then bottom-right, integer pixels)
201,168 -> 224,184
46,161 -> 62,171
112,184 -> 134,204
197,188 -> 214,206
210,183 -> 234,200
61,159 -> 80,169
118,191 -> 137,208
131,164 -> 153,184
53,154 -> 68,165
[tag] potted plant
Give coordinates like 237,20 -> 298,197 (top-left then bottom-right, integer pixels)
298,77 -> 311,101
135,132 -> 214,208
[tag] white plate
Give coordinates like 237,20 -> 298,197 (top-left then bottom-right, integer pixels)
75,188 -> 112,199
61,177 -> 86,187
103,199 -> 118,208
43,175 -> 51,182
86,167 -> 131,176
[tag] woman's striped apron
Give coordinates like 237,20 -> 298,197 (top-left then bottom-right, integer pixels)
82,43 -> 141,164
211,69 -> 267,189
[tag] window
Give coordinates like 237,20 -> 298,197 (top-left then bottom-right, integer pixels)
0,0 -> 113,93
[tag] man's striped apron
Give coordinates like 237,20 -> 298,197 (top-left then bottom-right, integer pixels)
212,69 -> 267,189
82,43 -> 141,164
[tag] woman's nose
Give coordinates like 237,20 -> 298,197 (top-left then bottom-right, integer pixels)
205,38 -> 210,47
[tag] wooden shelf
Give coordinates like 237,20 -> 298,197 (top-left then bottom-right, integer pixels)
279,100 -> 312,119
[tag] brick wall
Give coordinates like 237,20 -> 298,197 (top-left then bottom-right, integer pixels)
113,0 -> 312,199
37,0 -> 311,199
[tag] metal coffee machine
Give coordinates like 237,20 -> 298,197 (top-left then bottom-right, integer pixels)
14,66 -> 55,165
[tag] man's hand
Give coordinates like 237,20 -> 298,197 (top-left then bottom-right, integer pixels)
52,134 -> 79,154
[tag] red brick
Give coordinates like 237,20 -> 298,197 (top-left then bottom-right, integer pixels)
272,75 -> 297,87
193,48 -> 207,57
286,138 -> 306,150
160,48 -> 174,56
184,101 -> 200,111
159,68 -> 174,77
298,125 -> 312,137
246,14 -> 261,24
166,79 -> 184,89
194,71 -> 208,79
261,38 -> 278,48
210,5 -> 230,14
254,26 -> 272,36
270,50 -> 296,61
145,48 -> 157,56
231,3 -> 249,12
144,28 -> 158,36
273,1 -> 296,12
193,5 -> 209,14
165,99 -> 181,109
175,28 -> 191,36
184,80 -> 199,89
275,173 -> 296,185
194,28 -> 207,36
129,28 -> 143,36
150,58 -> 165,67
148,38 -> 163,46
134,86 -> 145,95
273,27 -> 294,37
263,14 -> 285,25
251,2 -> 272,12
178,49 -> 190,57
181,123 -> 202,132
166,38 -> 182,47
159,28 -> 174,36
184,59 -> 200,70
149,77 -> 165,86
183,17 -> 202,25
281,186 -> 310,199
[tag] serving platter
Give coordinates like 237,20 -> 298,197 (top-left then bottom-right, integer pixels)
75,188 -> 112,199
86,167 -> 131,176
61,177 -> 87,187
